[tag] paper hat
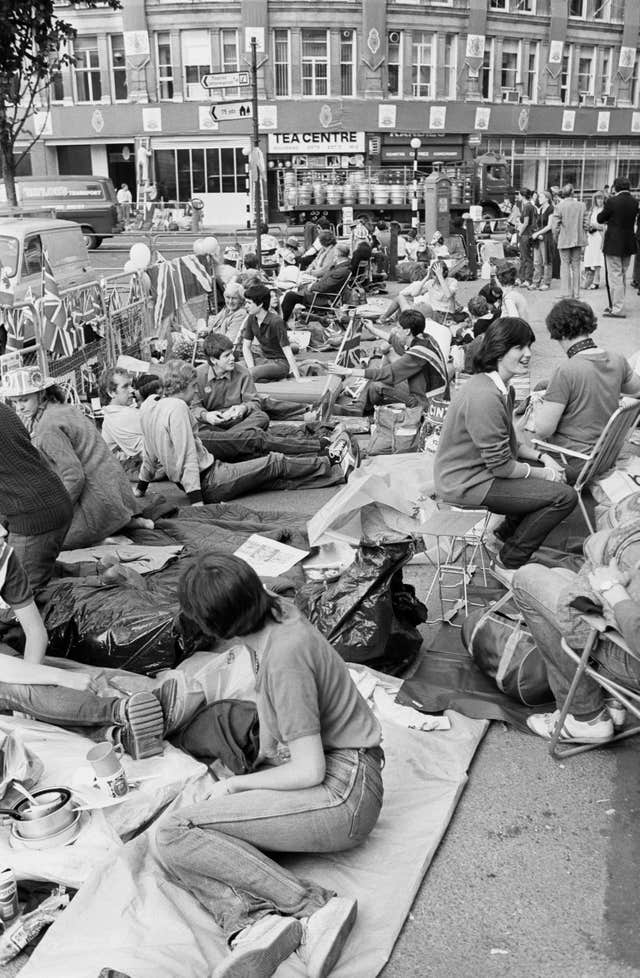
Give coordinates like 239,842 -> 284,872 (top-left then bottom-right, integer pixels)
1,366 -> 57,398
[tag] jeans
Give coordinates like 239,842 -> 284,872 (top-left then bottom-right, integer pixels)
482,476 -> 578,569
201,453 -> 343,503
559,246 -> 583,299
156,746 -> 384,939
9,513 -> 72,590
281,291 -> 310,324
512,565 -> 640,714
259,395 -> 309,421
604,254 -> 632,314
199,411 -> 323,463
518,234 -> 534,284
367,380 -> 418,408
250,359 -> 290,383
0,682 -> 120,740
532,239 -> 552,287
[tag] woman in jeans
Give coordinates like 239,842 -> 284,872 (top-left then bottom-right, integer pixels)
156,554 -> 384,978
434,318 -> 578,587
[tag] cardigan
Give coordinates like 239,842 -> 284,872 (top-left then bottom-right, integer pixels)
434,373 -> 518,505
0,402 -> 72,536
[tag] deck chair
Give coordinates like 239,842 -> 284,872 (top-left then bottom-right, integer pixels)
532,398 -> 640,533
549,614 -> 640,759
295,277 -> 351,325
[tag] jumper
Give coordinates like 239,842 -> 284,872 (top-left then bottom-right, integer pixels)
0,402 -> 72,536
191,362 -> 262,422
363,332 -> 449,405
434,373 -> 519,505
138,395 -> 213,504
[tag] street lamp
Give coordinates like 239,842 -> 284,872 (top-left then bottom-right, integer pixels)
410,137 -> 422,231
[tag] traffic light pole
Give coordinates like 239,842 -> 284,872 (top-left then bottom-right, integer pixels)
250,38 -> 262,264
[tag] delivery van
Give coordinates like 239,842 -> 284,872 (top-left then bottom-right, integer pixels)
0,175 -> 123,249
0,217 -> 98,313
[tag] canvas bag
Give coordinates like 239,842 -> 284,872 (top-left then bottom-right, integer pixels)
461,592 -> 552,706
367,403 -> 424,456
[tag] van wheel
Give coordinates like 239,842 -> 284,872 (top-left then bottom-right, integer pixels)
81,226 -> 98,250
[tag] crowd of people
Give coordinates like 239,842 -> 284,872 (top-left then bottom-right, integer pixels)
0,183 -> 639,977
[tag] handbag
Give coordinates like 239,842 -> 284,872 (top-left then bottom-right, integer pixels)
366,403 -> 423,456
461,592 -> 552,706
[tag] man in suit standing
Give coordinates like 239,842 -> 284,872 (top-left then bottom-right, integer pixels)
552,184 -> 587,300
597,175 -> 639,318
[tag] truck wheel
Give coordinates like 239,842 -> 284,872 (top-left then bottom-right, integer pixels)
81,226 -> 98,250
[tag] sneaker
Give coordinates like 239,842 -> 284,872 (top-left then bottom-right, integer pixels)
152,673 -> 187,737
605,697 -> 627,730
538,284 -> 550,291
490,557 -> 516,588
212,915 -> 302,978
527,709 -> 613,743
328,431 -> 360,479
118,691 -> 165,759
298,897 -> 358,978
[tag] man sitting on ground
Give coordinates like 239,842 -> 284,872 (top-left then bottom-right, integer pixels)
242,282 -> 302,382
328,308 -> 449,410
100,367 -> 145,472
190,332 -> 340,463
135,359 -> 357,506
280,243 -> 352,325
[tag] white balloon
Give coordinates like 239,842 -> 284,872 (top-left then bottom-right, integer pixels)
123,259 -> 137,274
202,236 -> 219,255
193,238 -> 207,256
129,242 -> 151,269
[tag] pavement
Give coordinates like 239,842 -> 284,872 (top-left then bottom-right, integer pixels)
34,252 -> 635,978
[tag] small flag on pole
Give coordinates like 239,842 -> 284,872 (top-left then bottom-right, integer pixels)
39,250 -> 76,357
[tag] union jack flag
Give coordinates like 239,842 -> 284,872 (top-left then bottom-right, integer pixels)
335,312 -> 364,369
39,251 -> 77,357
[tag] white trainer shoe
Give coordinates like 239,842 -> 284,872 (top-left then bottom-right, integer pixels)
298,897 -> 358,978
212,914 -> 302,978
527,709 -> 614,743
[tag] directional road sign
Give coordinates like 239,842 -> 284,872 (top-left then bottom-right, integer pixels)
201,71 -> 250,90
210,101 -> 253,122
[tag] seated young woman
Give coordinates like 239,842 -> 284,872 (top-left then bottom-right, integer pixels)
156,553 -> 384,978
434,317 -> 578,586
533,299 -> 640,481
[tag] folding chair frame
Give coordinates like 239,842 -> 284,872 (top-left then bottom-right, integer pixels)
422,505 -> 491,625
532,398 -> 640,534
295,277 -> 351,325
549,617 -> 640,758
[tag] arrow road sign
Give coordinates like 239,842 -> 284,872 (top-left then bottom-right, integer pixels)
201,71 -> 250,89
210,101 -> 253,122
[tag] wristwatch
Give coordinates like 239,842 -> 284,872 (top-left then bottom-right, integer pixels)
594,578 -> 624,595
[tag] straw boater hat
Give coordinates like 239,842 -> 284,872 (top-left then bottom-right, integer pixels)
1,366 -> 57,399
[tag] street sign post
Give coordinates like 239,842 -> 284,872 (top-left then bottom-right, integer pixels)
210,101 -> 253,122
201,71 -> 250,90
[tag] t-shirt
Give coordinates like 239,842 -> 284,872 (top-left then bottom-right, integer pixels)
520,201 -> 536,234
242,310 -> 289,361
0,541 -> 32,610
543,350 -> 635,453
251,601 -> 381,758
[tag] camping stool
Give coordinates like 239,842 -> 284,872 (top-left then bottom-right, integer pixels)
420,504 -> 491,624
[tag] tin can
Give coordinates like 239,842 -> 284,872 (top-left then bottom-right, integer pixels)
0,867 -> 19,923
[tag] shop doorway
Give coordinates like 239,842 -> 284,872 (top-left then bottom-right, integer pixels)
108,144 -> 136,199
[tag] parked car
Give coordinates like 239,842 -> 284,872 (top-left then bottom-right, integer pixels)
0,175 -> 123,249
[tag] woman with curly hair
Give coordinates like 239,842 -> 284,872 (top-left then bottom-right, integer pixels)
534,299 -> 640,477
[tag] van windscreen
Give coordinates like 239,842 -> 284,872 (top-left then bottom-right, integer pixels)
0,236 -> 19,275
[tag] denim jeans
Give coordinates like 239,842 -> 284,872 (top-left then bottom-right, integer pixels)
532,238 -> 552,287
367,380 -> 417,408
559,246 -> 583,299
201,453 -> 343,503
482,476 -> 578,568
518,234 -> 534,284
258,396 -> 309,421
156,746 -> 384,939
9,515 -> 72,590
0,682 -> 120,739
199,415 -> 323,464
512,565 -> 640,714
604,254 -> 631,314
250,359 -> 290,383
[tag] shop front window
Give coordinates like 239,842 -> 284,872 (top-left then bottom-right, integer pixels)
273,29 -> 290,97
157,32 -> 174,100
154,146 -> 246,202
74,36 -> 101,103
411,32 -> 435,98
302,30 -> 329,97
387,31 -> 402,97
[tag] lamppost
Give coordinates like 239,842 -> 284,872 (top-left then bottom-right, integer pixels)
410,137 -> 422,231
